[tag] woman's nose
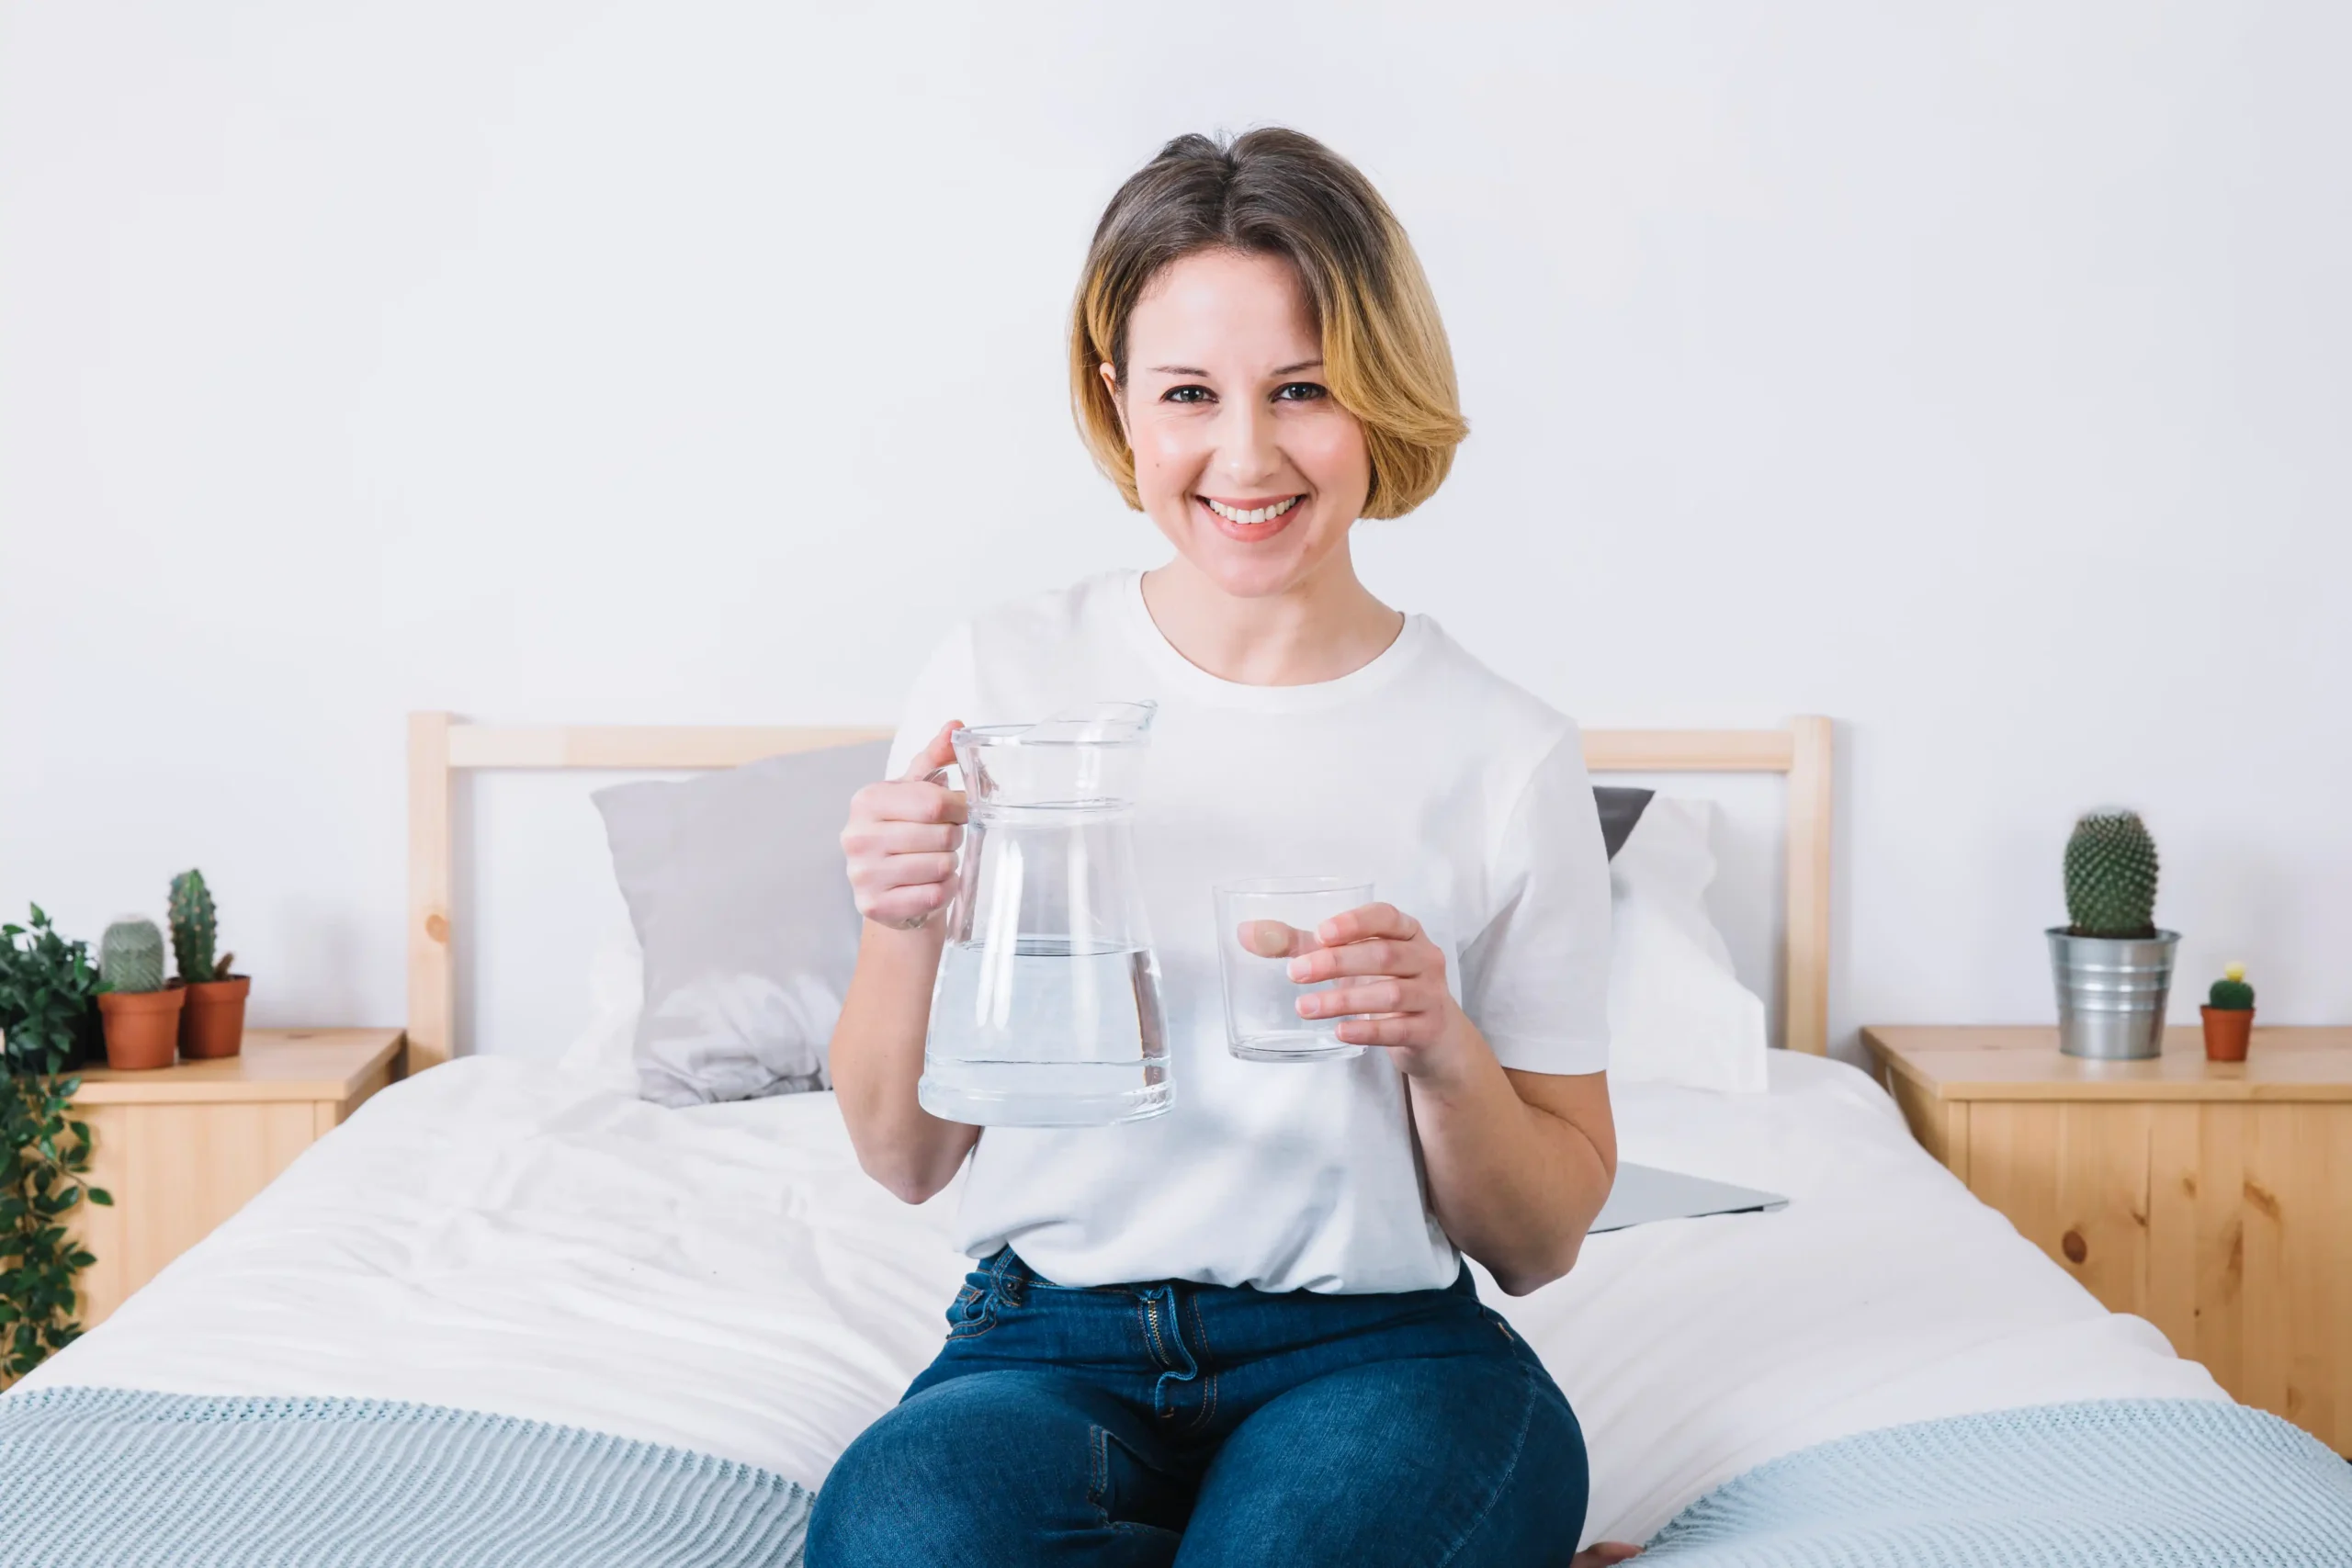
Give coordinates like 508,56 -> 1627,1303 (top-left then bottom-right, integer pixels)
1212,397 -> 1283,485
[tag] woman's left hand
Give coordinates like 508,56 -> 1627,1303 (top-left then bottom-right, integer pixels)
1241,902 -> 1476,1077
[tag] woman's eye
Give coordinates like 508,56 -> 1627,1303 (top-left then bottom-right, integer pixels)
1273,382 -> 1329,403
1161,385 -> 1213,404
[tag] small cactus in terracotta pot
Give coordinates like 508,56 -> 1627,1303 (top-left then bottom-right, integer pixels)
96,916 -> 184,1070
169,869 -> 249,1059
2200,963 -> 2255,1064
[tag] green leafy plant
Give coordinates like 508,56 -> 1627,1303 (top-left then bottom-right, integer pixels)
168,869 -> 232,983
0,906 -> 113,1385
2063,808 -> 2161,939
98,917 -> 166,994
2209,963 -> 2256,1011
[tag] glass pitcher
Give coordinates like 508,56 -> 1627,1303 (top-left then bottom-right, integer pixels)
917,702 -> 1171,1127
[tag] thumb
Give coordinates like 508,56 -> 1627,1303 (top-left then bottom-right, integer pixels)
1237,919 -> 1319,960
902,719 -> 962,783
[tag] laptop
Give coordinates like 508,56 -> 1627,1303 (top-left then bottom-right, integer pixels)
1587,1162 -> 1789,1235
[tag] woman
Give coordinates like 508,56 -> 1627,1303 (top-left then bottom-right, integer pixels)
812,129 -> 1638,1567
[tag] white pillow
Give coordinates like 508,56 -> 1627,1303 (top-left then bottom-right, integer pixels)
555,924 -> 644,1091
1604,795 -> 1770,1093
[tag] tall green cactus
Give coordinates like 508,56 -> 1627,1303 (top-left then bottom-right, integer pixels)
169,869 -> 232,982
2064,808 -> 2161,938
99,918 -> 167,994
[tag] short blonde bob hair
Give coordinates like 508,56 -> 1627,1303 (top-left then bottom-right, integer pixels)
1070,129 -> 1468,520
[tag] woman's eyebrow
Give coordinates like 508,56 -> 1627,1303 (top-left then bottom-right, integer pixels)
1142,359 -> 1325,377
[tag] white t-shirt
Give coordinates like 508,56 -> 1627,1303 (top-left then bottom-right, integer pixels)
886,569 -> 1611,1294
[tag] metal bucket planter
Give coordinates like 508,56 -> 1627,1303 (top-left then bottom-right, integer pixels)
2047,929 -> 2179,1059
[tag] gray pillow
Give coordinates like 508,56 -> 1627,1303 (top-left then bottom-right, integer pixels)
593,741 -> 889,1106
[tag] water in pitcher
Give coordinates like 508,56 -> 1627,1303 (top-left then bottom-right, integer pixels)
922,937 -> 1169,1125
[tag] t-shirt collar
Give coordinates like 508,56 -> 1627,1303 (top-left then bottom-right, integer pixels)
1111,568 -> 1433,714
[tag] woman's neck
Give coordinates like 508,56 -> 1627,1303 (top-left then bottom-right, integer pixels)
1138,554 -> 1406,687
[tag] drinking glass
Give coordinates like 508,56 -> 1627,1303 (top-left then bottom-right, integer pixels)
1214,877 -> 1374,1062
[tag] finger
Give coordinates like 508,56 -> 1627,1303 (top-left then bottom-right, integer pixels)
852,852 -> 960,893
1574,1546 -> 1642,1565
1285,937 -> 1425,985
857,778 -> 969,827
1297,978 -> 1408,1019
900,720 -> 963,783
843,821 -> 962,858
1333,1012 -> 1431,1049
1236,919 -> 1318,960
1314,902 -> 1421,948
865,880 -> 952,929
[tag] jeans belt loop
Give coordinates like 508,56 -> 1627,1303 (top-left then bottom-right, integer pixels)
989,1247 -> 1026,1306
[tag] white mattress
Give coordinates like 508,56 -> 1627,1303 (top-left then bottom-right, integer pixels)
19,1050 -> 2224,1547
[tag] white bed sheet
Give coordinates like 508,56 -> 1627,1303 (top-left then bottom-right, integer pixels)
20,1050 -> 2223,1547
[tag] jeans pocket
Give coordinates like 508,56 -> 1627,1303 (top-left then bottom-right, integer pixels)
944,1278 -> 997,1340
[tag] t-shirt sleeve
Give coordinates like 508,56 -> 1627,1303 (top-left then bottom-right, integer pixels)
883,621 -> 980,780
1457,727 -> 1612,1076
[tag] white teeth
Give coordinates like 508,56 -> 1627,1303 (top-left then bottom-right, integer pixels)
1205,496 -> 1300,525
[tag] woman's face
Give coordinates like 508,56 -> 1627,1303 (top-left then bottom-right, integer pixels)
1108,248 -> 1372,599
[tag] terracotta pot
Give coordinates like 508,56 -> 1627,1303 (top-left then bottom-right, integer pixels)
175,976 -> 251,1059
2200,1005 -> 2254,1064
97,988 -> 186,1070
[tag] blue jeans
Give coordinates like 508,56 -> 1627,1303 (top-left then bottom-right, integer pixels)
808,1247 -> 1589,1566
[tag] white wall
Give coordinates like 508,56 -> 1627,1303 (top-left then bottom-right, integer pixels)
5,1 -> 2346,1065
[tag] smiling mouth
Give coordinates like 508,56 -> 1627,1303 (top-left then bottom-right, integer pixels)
1199,494 -> 1304,525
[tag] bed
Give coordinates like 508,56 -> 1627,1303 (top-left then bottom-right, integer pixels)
5,715 -> 2346,1566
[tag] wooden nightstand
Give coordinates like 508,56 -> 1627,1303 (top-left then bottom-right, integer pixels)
1862,1024 -> 2351,1454
65,1028 -> 404,1328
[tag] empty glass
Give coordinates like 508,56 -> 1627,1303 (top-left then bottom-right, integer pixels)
918,702 -> 1171,1127
1214,877 -> 1375,1062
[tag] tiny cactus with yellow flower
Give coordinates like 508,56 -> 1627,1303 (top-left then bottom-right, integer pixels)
2208,963 -> 2255,1011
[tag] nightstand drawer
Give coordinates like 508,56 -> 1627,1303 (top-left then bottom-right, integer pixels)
1962,1100 -> 2158,1318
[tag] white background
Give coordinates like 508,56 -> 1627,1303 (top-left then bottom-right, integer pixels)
5,2 -> 2345,1063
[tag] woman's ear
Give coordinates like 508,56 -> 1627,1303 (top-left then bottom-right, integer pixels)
1100,362 -> 1129,442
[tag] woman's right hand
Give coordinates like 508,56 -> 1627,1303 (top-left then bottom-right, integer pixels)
842,721 -> 968,931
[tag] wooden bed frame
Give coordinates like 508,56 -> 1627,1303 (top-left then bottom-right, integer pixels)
405,714 -> 1835,1074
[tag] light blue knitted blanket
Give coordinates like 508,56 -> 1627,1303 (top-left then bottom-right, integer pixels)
1640,1398 -> 2352,1566
0,1387 -> 811,1567
6,1390 -> 2346,1564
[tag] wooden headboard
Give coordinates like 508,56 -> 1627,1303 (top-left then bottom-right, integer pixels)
405,713 -> 1834,1073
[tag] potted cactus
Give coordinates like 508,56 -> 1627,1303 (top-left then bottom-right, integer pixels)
169,870 -> 248,1060
2200,964 -> 2255,1063
95,917 -> 183,1070
2047,808 -> 2179,1060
